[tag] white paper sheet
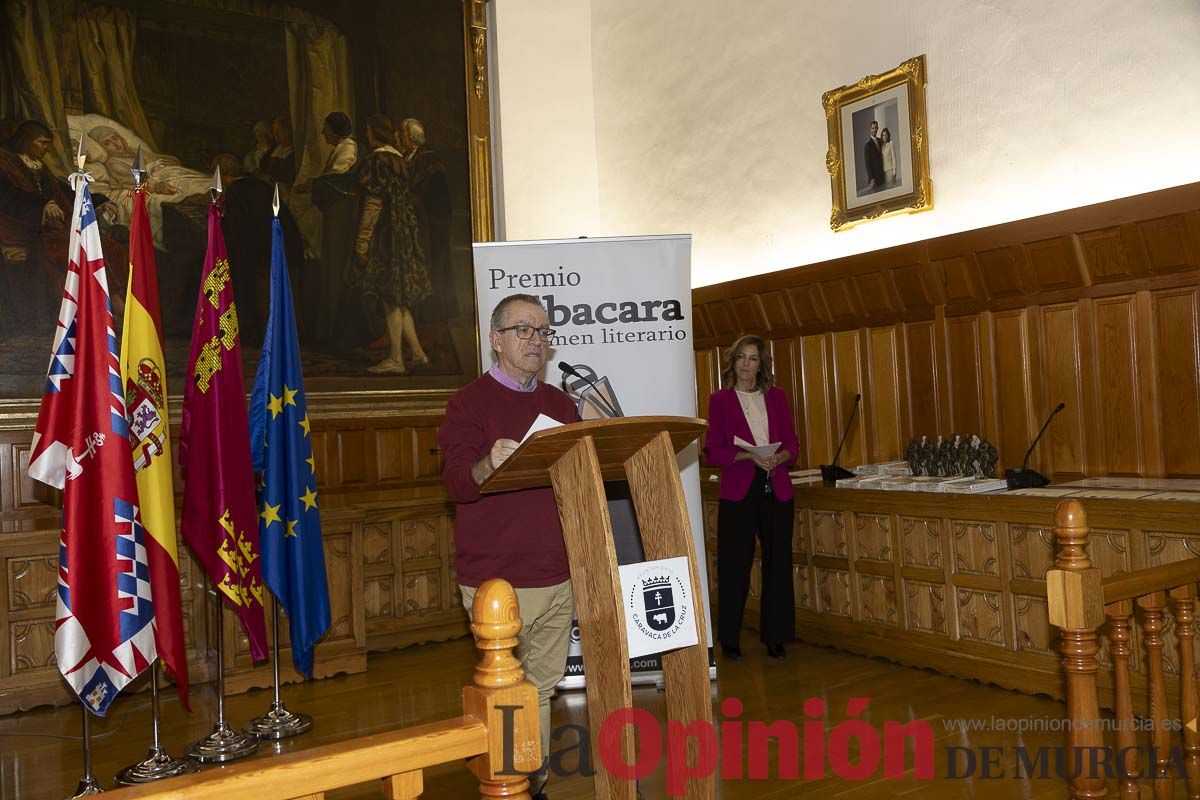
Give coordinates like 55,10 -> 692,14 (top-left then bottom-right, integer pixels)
521,413 -> 565,443
733,435 -> 780,459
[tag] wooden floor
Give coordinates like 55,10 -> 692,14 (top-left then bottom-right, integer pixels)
0,638 -> 1139,799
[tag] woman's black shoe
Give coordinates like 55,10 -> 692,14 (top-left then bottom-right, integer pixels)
721,643 -> 743,661
767,643 -> 786,660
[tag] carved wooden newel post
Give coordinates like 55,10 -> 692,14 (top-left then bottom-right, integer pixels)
462,579 -> 540,799
1046,499 -> 1107,800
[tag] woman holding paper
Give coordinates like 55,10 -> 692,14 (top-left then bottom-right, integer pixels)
704,334 -> 799,661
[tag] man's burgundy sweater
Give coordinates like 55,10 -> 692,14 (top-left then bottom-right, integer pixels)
438,372 -> 579,588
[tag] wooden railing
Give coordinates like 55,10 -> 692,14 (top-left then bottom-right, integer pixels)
107,579 -> 541,800
1049,499 -> 1200,799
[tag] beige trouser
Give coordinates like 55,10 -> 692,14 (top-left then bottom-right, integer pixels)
461,579 -> 574,793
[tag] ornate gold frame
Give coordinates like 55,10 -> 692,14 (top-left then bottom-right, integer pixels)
823,54 -> 932,232
0,0 -> 496,429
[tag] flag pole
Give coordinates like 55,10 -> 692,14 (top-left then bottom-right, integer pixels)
244,597 -> 313,739
245,185 -> 313,741
115,148 -> 199,786
184,588 -> 259,762
67,704 -> 103,798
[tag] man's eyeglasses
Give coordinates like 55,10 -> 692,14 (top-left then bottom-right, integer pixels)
497,324 -> 555,341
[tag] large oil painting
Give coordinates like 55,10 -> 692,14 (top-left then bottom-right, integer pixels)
0,0 -> 487,406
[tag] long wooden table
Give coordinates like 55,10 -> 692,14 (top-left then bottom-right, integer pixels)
700,481 -> 1200,705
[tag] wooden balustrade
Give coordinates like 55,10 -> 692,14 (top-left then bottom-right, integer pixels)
106,579 -> 540,800
1049,499 -> 1200,799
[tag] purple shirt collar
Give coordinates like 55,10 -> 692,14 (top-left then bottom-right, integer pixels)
489,363 -> 538,393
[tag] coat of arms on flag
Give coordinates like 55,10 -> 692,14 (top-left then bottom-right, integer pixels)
28,177 -> 157,715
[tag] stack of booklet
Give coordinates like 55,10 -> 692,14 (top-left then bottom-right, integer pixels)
835,474 -> 1008,493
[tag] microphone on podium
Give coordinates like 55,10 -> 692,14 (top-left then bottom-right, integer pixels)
1005,402 -> 1066,489
559,361 -> 622,418
821,393 -> 861,484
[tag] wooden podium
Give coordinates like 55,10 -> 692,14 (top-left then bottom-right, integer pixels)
479,416 -> 713,800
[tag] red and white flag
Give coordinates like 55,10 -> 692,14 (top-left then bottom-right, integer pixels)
28,178 -> 156,715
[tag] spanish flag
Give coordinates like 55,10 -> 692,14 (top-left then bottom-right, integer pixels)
120,187 -> 189,706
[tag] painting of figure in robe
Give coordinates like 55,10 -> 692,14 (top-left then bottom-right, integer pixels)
0,0 -> 478,399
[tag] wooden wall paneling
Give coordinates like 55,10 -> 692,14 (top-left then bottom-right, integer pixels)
1024,236 -> 1086,294
943,314 -> 984,436
758,290 -> 795,332
1037,303 -> 1088,479
705,299 -> 739,341
866,326 -> 904,462
691,183 -> 1200,482
1134,290 -> 1166,476
768,337 -> 806,468
1137,212 -> 1200,275
413,426 -> 444,480
1077,225 -> 1149,285
1092,295 -> 1144,474
695,347 -> 718,421
786,285 -> 830,333
693,303 -> 715,343
831,330 -> 867,467
991,309 -> 1034,471
887,262 -> 937,320
1150,288 -> 1200,475
820,279 -> 861,328
800,334 -> 834,467
377,428 -> 409,482
730,294 -> 767,333
903,320 -> 940,439
976,246 -> 1033,303
337,428 -> 371,487
931,255 -> 986,316
977,311 -> 1000,450
850,271 -> 898,326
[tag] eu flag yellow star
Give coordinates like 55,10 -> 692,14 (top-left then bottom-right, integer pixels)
285,519 -> 299,538
267,392 -> 284,419
260,502 -> 282,527
300,486 -> 318,511
306,455 -> 316,474
283,385 -> 298,408
299,413 -> 311,437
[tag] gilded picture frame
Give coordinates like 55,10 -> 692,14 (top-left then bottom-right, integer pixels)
823,54 -> 932,232
0,0 -> 495,428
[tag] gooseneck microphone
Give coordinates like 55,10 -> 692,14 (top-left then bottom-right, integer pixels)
1022,402 -> 1066,469
821,393 -> 861,484
1005,402 -> 1066,489
559,362 -> 622,418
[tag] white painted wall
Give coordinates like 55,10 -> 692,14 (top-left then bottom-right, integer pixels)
490,0 -> 600,241
492,0 -> 1200,286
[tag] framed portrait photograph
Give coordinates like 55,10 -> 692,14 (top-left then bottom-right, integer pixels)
822,54 -> 932,231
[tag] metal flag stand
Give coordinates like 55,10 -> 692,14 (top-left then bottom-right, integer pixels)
67,705 -> 103,798
184,588 -> 259,763
114,665 -> 198,784
244,598 -> 313,740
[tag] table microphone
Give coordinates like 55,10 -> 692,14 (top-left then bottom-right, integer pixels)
1005,402 -> 1066,489
821,393 -> 861,484
559,362 -> 622,418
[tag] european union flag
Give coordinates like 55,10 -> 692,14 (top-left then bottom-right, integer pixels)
249,212 -> 330,677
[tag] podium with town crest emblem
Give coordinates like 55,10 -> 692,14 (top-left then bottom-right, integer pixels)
480,416 -> 712,800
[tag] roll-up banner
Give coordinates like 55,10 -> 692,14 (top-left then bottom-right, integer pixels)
471,234 -> 714,687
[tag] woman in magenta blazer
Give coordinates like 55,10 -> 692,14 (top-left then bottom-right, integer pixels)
704,334 -> 799,661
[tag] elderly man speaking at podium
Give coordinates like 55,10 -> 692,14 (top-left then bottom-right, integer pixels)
438,293 -> 580,799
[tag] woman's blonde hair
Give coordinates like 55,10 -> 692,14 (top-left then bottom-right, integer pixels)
720,334 -> 774,391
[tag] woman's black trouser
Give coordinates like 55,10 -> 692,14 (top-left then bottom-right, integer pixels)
716,468 -> 795,647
